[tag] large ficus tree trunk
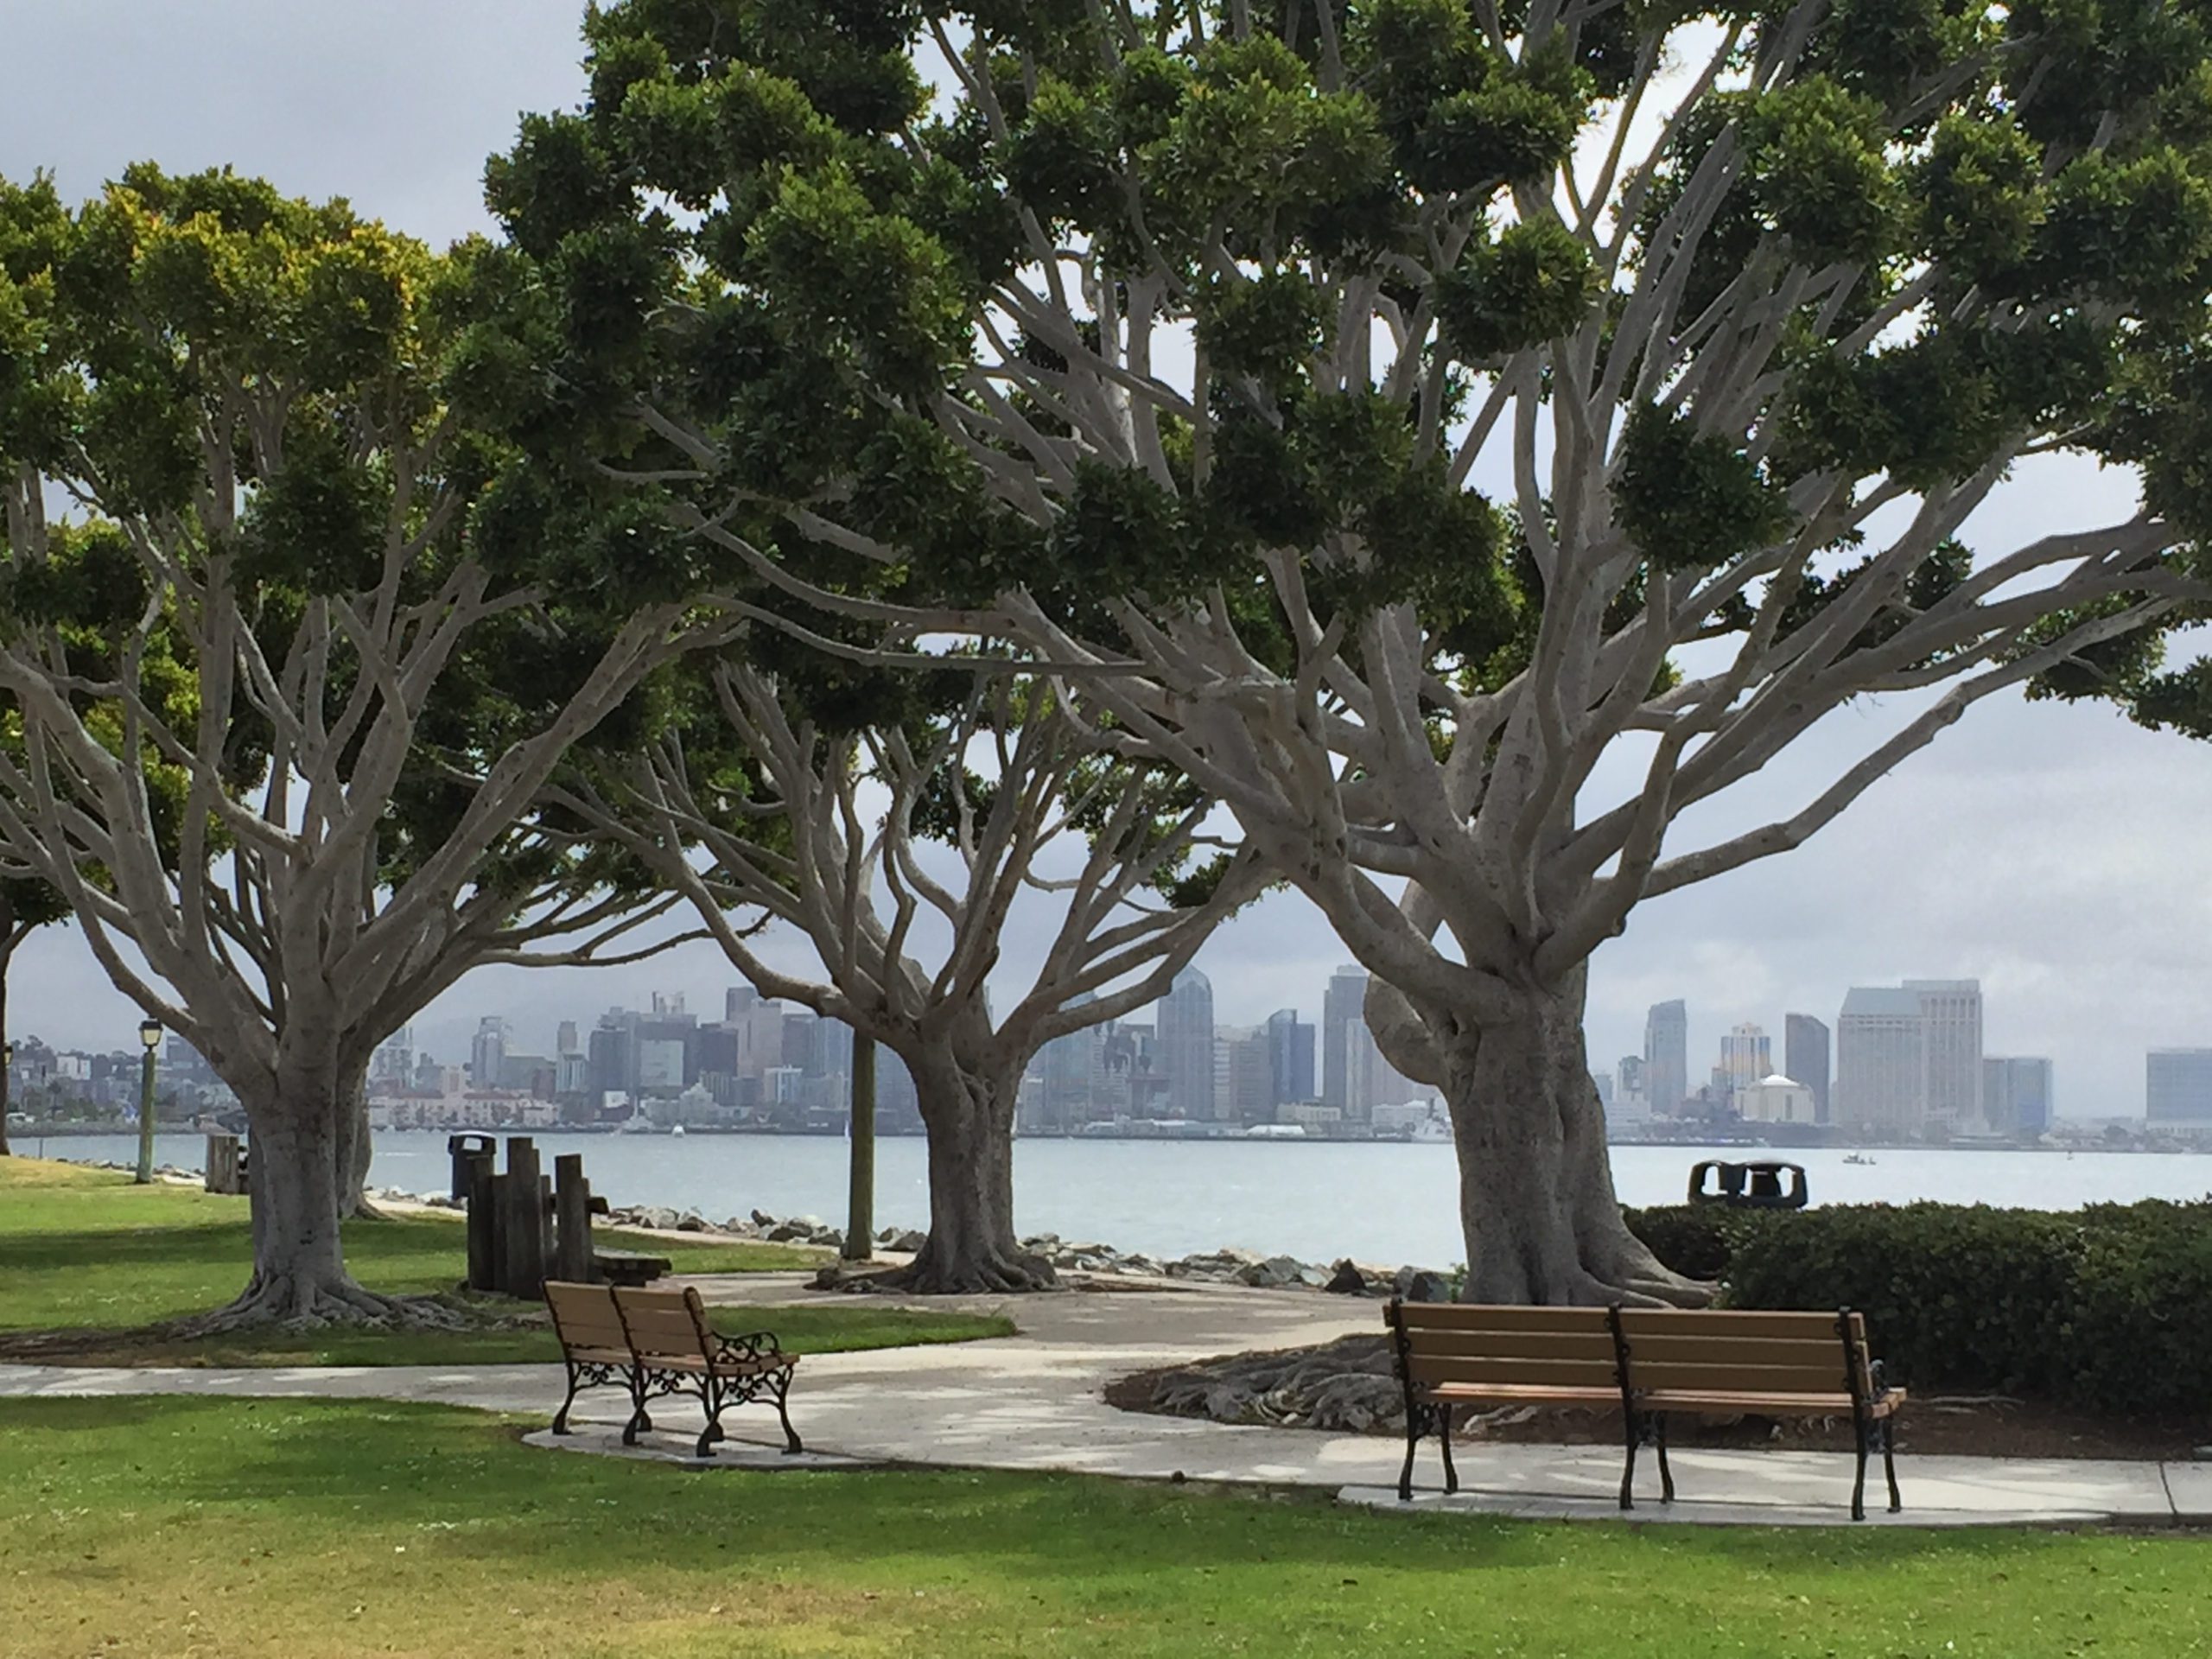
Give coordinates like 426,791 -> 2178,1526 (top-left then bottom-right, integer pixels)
897,1042 -> 1047,1294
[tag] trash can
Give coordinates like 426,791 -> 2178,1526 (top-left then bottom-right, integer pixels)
447,1133 -> 496,1204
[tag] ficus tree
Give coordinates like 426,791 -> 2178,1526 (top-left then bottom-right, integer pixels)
550,640 -> 1263,1291
0,166 -> 728,1324
493,0 -> 2212,1302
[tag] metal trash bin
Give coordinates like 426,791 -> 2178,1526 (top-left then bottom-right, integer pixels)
447,1133 -> 497,1204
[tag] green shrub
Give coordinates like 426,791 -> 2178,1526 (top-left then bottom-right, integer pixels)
1623,1198 -> 2212,1418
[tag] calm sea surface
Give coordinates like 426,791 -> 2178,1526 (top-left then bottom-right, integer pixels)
38,1131 -> 2212,1268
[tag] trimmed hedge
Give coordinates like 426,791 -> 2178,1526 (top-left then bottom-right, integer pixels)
1623,1199 -> 2212,1419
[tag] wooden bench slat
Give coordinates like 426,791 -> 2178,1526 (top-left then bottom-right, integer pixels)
1408,1356 -> 1621,1389
1402,1329 -> 1618,1362
1426,1383 -> 1624,1404
1640,1388 -> 1905,1416
1626,1361 -> 1860,1395
1389,1304 -> 1614,1333
1616,1309 -> 1864,1342
1616,1334 -> 1854,1369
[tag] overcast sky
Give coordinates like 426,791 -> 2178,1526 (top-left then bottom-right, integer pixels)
3,2 -> 2205,1118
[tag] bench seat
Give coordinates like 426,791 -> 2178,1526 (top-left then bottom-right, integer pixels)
1387,1300 -> 1906,1519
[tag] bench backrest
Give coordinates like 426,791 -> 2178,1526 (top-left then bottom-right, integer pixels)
612,1283 -> 715,1364
1615,1307 -> 1872,1399
1387,1301 -> 1876,1401
544,1280 -> 626,1355
1386,1302 -> 1621,1391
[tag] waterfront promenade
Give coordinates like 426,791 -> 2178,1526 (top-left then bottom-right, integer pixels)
3,1273 -> 2202,1528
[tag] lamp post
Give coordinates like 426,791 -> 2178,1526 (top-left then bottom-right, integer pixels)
1,1039 -> 12,1159
135,1019 -> 161,1185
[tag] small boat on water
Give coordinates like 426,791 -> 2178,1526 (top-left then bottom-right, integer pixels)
1842,1153 -> 1875,1166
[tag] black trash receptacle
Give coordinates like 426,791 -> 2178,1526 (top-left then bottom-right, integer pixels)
447,1133 -> 497,1204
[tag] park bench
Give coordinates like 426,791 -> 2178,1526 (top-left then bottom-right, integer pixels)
1385,1300 -> 1907,1520
544,1281 -> 803,1459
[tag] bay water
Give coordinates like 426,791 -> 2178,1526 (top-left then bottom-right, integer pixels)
37,1131 -> 2212,1269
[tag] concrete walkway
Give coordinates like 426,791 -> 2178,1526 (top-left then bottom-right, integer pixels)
3,1273 -> 2202,1529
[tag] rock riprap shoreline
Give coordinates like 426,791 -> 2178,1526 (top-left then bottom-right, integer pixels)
361,1186 -> 1456,1300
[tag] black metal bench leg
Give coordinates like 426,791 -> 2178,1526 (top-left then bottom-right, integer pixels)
696,1376 -> 724,1459
1438,1404 -> 1459,1496
1655,1414 -> 1675,1504
1397,1421 -> 1418,1503
1883,1418 -> 1901,1513
1850,1415 -> 1869,1522
774,1371 -> 804,1454
622,1366 -> 651,1446
551,1363 -> 582,1436
1618,1414 -> 1639,1511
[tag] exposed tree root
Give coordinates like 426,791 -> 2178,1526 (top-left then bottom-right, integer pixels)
872,1243 -> 1060,1295
172,1275 -> 467,1336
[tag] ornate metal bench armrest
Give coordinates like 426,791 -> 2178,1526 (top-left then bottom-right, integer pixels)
712,1330 -> 788,1364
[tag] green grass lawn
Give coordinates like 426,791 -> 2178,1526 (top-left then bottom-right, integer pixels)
0,1157 -> 1009,1365
1,1396 -> 2206,1659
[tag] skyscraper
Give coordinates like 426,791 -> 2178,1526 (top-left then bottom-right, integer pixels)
469,1017 -> 508,1090
1835,987 -> 1924,1135
1323,966 -> 1367,1112
1983,1056 -> 2054,1136
2146,1049 -> 2212,1130
1717,1022 -> 1770,1111
1784,1014 -> 1830,1122
556,1020 -> 581,1058
1835,980 -> 1982,1137
1905,980 -> 1983,1132
1264,1007 -> 1316,1107
1158,967 -> 1215,1120
1643,1001 -> 1688,1117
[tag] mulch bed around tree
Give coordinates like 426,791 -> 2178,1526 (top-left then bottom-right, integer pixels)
1103,1336 -> 2209,1463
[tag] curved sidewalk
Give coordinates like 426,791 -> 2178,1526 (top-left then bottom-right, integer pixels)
2,1274 -> 2202,1529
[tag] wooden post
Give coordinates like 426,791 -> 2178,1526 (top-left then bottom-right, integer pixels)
204,1134 -> 244,1196
842,1035 -> 876,1262
501,1136 -> 545,1298
553,1154 -> 594,1283
465,1155 -> 499,1291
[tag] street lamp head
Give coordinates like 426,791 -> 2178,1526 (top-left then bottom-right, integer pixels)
138,1019 -> 162,1052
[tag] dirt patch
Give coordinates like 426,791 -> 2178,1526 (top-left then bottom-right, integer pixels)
1105,1336 -> 2211,1462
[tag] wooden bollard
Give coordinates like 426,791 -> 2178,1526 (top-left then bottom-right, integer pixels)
501,1138 -> 545,1298
204,1134 -> 245,1196
552,1154 -> 595,1283
465,1155 -> 499,1291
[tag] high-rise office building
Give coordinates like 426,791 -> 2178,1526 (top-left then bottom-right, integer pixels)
1905,980 -> 1982,1132
1784,1014 -> 1830,1122
556,1020 -> 581,1058
1158,967 -> 1215,1120
2147,1048 -> 2212,1129
1264,1008 -> 1316,1107
370,1027 -> 415,1084
470,1017 -> 508,1090
1643,1001 -> 1688,1117
1718,1022 -> 1770,1111
1321,967 -> 1365,1112
1835,980 -> 1982,1137
1835,987 -> 1924,1135
1983,1056 -> 2053,1136
1213,1026 -> 1274,1123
